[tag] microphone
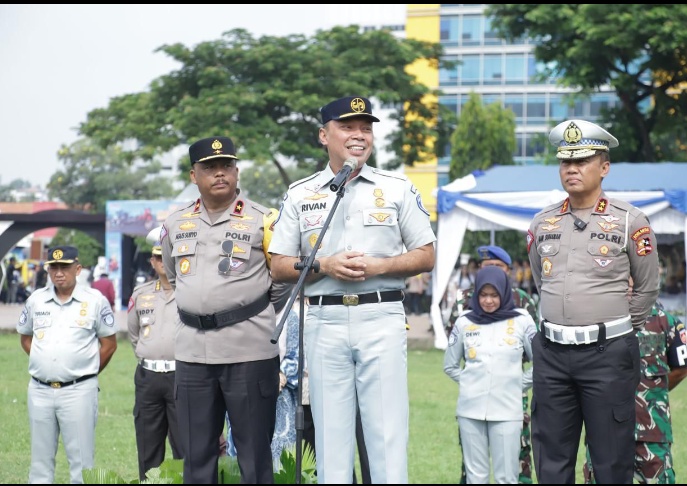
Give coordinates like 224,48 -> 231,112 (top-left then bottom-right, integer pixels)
329,157 -> 358,192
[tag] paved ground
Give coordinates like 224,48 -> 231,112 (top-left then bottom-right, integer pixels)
0,303 -> 438,350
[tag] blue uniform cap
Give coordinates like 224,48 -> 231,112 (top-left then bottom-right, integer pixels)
320,96 -> 381,125
476,245 -> 512,267
46,245 -> 79,265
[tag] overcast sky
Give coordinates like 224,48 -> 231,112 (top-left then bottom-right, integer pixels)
0,4 -> 406,187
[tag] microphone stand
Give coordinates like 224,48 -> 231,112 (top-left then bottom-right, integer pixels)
271,178 -> 349,484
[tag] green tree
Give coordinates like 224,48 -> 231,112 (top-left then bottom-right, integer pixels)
49,229 -> 102,269
79,26 -> 448,189
486,4 -> 687,162
47,138 -> 176,213
237,160 -> 312,209
448,92 -> 516,181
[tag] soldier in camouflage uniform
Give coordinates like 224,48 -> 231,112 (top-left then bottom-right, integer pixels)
583,300 -> 687,484
446,245 -> 539,484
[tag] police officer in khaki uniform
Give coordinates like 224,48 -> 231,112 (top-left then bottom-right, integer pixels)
527,119 -> 660,484
269,96 -> 436,483
127,228 -> 182,480
16,245 -> 118,484
161,136 -> 291,484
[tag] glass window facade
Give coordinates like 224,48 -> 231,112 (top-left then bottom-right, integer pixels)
435,5 -> 619,168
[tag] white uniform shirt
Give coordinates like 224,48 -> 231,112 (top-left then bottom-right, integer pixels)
16,285 -> 117,382
269,163 -> 436,296
444,310 -> 537,421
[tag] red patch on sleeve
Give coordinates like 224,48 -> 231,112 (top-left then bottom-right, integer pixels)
527,230 -> 534,253
127,297 -> 135,312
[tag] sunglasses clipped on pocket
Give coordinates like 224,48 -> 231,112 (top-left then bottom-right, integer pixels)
218,240 -> 234,275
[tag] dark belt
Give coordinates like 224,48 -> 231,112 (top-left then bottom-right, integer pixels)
32,374 -> 97,389
178,294 -> 271,330
308,290 -> 405,306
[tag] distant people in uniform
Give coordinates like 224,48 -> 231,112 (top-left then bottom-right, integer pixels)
269,95 -> 436,483
16,245 -> 118,484
444,266 -> 537,484
583,298 -> 687,484
127,228 -> 182,480
445,245 -> 539,484
527,119 -> 660,483
161,135 -> 292,484
91,272 -> 116,308
33,261 -> 48,290
5,256 -> 20,304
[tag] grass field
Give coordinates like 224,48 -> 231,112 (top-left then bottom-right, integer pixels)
1,332 -> 686,484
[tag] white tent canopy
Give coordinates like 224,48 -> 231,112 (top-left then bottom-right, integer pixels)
430,163 -> 687,349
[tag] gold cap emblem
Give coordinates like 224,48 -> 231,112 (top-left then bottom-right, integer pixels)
52,249 -> 63,260
563,122 -> 582,144
351,97 -> 366,113
211,139 -> 223,152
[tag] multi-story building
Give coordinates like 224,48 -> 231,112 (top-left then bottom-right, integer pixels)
404,4 -> 619,220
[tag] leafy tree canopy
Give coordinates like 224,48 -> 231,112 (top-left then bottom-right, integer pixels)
486,4 -> 687,162
79,26 -> 448,189
47,138 -> 175,213
449,92 -> 516,181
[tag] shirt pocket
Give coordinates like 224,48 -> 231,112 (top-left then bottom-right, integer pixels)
585,242 -> 623,278
172,240 -> 198,277
70,318 -> 95,330
33,317 -> 52,330
536,241 -> 560,279
361,208 -> 400,256
299,211 -> 331,256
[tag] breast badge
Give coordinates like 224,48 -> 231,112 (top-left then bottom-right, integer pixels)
36,330 -> 45,340
468,348 -> 476,359
542,258 -> 553,277
143,326 -> 150,338
179,221 -> 197,230
309,233 -> 322,249
179,258 -> 191,275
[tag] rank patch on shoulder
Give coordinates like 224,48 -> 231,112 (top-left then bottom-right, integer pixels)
635,237 -> 653,256
233,199 -> 244,215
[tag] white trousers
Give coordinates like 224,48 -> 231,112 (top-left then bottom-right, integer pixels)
27,377 -> 99,484
458,417 -> 522,484
305,301 -> 408,484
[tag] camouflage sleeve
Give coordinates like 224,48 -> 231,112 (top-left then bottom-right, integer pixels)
514,288 -> 539,326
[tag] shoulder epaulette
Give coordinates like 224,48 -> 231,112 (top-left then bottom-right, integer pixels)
131,280 -> 155,295
288,172 -> 321,190
370,167 -> 407,181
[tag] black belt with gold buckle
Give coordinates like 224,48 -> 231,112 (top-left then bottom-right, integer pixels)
308,290 -> 405,306
32,374 -> 97,389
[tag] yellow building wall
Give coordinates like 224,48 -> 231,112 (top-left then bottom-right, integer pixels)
405,5 -> 441,221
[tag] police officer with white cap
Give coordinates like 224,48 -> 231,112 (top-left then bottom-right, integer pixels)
161,135 -> 292,484
527,119 -> 660,483
127,227 -> 182,480
17,245 -> 118,484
